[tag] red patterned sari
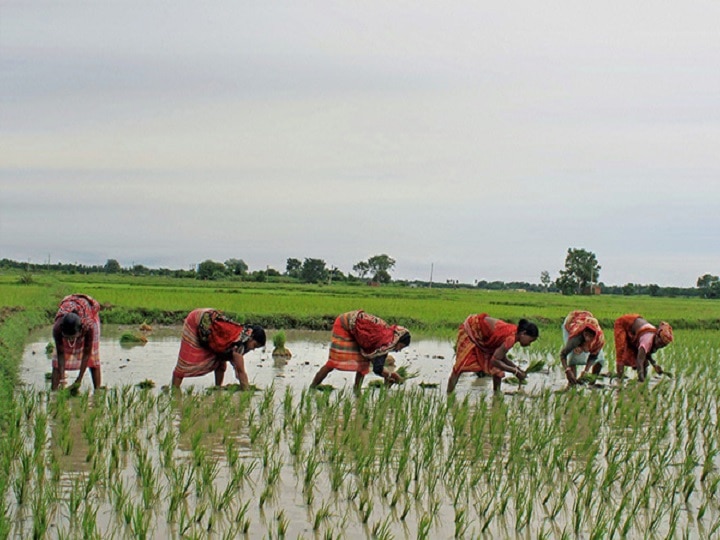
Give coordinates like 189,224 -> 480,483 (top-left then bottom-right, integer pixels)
452,313 -> 517,377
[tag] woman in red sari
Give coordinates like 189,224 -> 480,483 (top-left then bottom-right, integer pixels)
613,314 -> 673,382
310,310 -> 411,390
447,314 -> 539,393
52,293 -> 102,391
172,308 -> 266,388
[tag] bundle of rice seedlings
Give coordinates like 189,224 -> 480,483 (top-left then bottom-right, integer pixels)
395,365 -> 420,380
136,379 -> 156,390
525,359 -> 546,373
119,332 -> 148,344
419,382 -> 439,389
504,376 -> 527,386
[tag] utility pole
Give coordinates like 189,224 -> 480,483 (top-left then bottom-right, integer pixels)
429,263 -> 434,288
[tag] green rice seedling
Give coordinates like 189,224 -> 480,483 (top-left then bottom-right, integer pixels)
81,503 -> 100,540
419,382 -> 439,389
503,376 -> 527,386
131,502 -> 152,540
525,359 -> 546,373
313,500 -> 332,531
358,492 -> 373,524
45,342 -> 54,355
454,506 -> 470,538
136,379 -> 155,390
276,509 -> 289,538
417,512 -> 433,540
395,365 -> 420,380
119,331 -> 148,344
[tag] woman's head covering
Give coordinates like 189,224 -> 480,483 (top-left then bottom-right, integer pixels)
657,322 -> 674,345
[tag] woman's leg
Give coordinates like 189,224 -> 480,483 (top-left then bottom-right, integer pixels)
310,365 -> 333,387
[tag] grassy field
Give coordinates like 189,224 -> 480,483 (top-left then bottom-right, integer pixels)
2,272 -> 720,538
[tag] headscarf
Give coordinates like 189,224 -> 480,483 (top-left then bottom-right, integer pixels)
657,321 -> 674,346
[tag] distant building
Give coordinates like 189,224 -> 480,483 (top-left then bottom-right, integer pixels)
582,285 -> 602,295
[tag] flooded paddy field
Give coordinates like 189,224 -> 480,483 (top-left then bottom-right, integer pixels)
6,327 -> 720,538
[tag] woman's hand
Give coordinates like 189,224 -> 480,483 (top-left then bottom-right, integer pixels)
515,368 -> 527,381
565,367 -> 578,385
653,363 -> 664,375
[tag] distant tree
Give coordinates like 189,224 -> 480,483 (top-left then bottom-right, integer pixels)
300,258 -> 328,283
104,259 -> 121,274
286,258 -> 302,278
266,267 -> 281,277
197,259 -> 226,280
648,284 -> 660,297
555,248 -> 601,295
132,264 -> 149,275
540,271 -> 551,291
367,254 -> 396,283
622,283 -> 637,296
352,261 -> 371,279
697,273 -> 720,298
225,258 -> 248,276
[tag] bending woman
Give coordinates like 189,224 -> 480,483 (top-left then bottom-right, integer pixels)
172,308 -> 266,388
52,294 -> 102,391
560,310 -> 605,385
447,314 -> 539,393
614,314 -> 673,382
310,310 -> 411,391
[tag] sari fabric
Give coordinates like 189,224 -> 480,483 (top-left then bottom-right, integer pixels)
174,308 -> 250,379
452,313 -> 517,377
52,294 -> 101,370
325,310 -> 408,374
564,310 -> 605,356
613,314 -> 658,369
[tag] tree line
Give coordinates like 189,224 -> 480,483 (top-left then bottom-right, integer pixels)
1,249 -> 716,298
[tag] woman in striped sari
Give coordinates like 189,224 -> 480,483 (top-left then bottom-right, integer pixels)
310,310 -> 411,391
172,308 -> 266,388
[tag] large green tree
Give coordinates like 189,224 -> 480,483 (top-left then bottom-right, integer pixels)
224,258 -> 248,276
300,258 -> 328,283
367,254 -> 396,283
197,259 -> 226,280
697,273 -> 720,298
555,248 -> 601,295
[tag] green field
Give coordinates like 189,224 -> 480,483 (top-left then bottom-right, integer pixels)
2,273 -> 720,538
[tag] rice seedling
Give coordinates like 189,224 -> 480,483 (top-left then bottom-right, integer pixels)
395,365 -> 420,380
119,331 -> 148,344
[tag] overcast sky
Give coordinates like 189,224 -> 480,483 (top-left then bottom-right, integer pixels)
2,1 -> 719,287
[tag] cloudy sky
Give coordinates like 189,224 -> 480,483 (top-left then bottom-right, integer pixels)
2,1 -> 719,286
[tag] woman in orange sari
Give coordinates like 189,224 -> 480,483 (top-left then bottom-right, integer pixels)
310,310 -> 411,390
613,314 -> 673,381
172,308 -> 266,388
447,314 -> 539,393
560,310 -> 605,385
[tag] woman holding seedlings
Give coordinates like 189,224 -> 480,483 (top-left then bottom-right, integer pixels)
310,310 -> 411,390
447,314 -> 539,393
172,308 -> 266,389
614,314 -> 673,382
560,310 -> 606,385
52,293 -> 103,391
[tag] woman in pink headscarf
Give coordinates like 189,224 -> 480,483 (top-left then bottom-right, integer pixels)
613,314 -> 673,382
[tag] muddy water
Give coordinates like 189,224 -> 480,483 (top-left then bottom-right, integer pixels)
21,325 -> 569,394
14,327 -> 700,539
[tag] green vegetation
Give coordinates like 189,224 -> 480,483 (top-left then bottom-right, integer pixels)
2,272 -> 720,536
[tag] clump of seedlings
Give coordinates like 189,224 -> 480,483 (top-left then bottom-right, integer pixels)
119,332 -> 148,345
271,331 -> 292,361
136,379 -> 156,390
